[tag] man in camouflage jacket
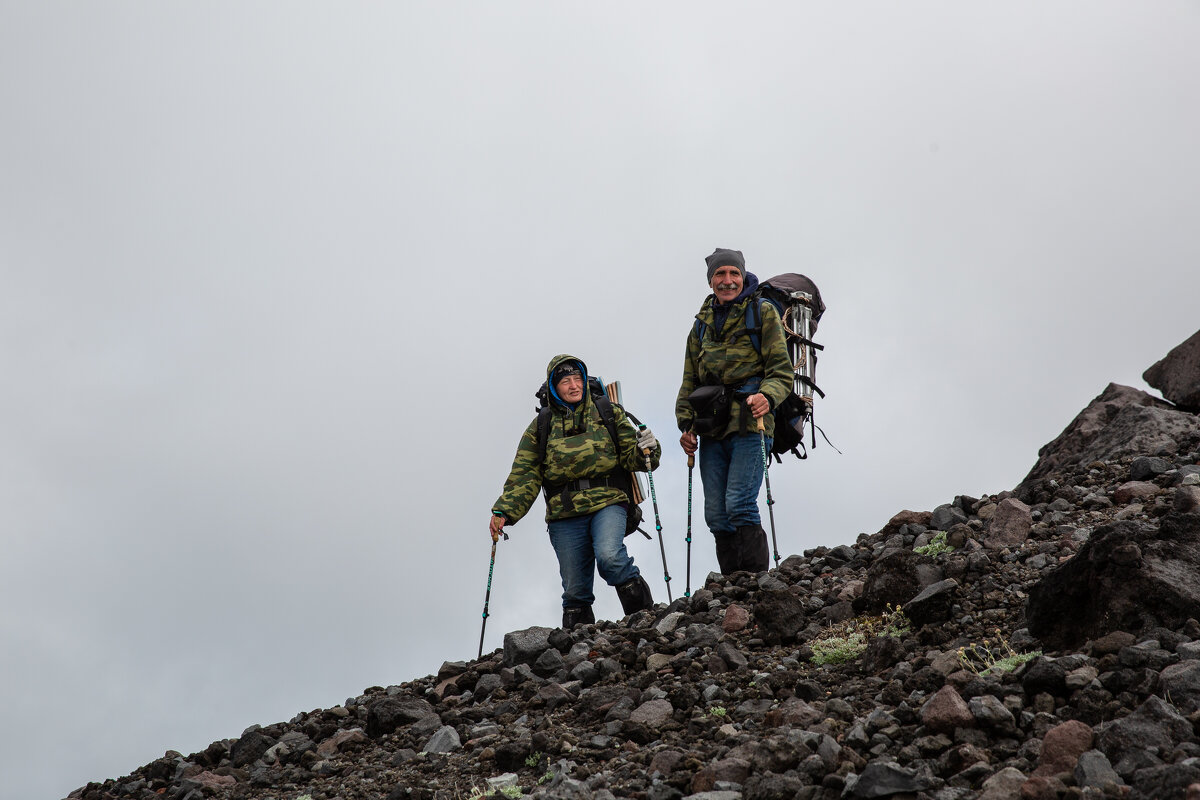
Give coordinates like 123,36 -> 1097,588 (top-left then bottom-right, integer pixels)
491,354 -> 661,628
675,248 -> 793,574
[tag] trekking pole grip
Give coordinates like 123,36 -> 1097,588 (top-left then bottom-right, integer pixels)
757,417 -> 766,433
687,454 -> 694,469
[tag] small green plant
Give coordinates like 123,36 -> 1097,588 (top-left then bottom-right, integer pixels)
708,706 -> 727,717
811,629 -> 868,665
958,630 -> 1042,676
538,770 -> 553,786
914,531 -> 952,557
465,785 -> 525,800
809,605 -> 911,665
525,751 -> 542,768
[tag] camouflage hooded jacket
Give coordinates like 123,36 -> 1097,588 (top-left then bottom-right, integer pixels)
674,288 -> 793,440
493,354 -> 662,525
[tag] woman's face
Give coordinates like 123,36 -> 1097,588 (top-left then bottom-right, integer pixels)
556,373 -> 585,403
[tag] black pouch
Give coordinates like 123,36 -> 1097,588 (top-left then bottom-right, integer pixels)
625,503 -> 644,537
686,384 -> 732,436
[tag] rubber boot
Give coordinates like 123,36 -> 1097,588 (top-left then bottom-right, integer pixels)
714,531 -> 739,575
562,605 -> 595,629
736,524 -> 770,572
615,575 -> 653,615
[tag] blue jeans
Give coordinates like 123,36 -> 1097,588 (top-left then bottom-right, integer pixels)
700,433 -> 770,533
547,504 -> 640,609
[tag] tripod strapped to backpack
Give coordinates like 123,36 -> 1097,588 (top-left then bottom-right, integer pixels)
752,274 -> 831,461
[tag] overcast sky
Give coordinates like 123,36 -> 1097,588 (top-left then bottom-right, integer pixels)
3,3 -> 1199,798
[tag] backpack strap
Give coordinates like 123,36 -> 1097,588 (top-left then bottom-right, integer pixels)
695,298 -> 767,355
795,374 -> 826,400
743,297 -> 764,355
535,406 -> 552,463
591,392 -> 636,501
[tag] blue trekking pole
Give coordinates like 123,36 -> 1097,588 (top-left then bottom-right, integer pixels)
757,417 -> 781,568
478,529 -> 508,659
685,449 -> 694,597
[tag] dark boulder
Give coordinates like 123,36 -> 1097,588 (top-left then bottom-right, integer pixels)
847,761 -> 936,797
853,550 -> 942,615
365,697 -> 437,738
752,589 -> 807,643
1026,513 -> 1200,650
230,730 -> 275,768
1143,328 -> 1200,410
1097,695 -> 1195,777
902,578 -> 959,626
503,627 -> 555,668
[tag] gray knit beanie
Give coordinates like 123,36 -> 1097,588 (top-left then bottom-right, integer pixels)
705,248 -> 746,282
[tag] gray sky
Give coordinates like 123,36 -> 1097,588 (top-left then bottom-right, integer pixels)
3,3 -> 1199,798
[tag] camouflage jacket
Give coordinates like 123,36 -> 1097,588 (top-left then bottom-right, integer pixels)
493,354 -> 662,525
674,294 -> 793,439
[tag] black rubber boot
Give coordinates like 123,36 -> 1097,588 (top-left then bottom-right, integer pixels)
615,575 -> 654,615
714,530 -> 739,574
736,524 -> 770,572
562,605 -> 595,629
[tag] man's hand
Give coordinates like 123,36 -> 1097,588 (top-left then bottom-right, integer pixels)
745,393 -> 770,418
680,430 -> 698,456
636,427 -> 658,453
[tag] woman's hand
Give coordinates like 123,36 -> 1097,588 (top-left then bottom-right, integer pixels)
488,513 -> 506,541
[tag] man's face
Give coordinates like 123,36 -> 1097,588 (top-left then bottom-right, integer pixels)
710,265 -> 744,303
556,372 -> 585,403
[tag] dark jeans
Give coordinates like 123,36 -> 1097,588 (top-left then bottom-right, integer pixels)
547,504 -> 640,609
699,432 -> 770,533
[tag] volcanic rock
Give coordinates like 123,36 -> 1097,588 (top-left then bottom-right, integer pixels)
1016,382 -> 1200,500
1144,327 -> 1200,409
1025,513 -> 1200,649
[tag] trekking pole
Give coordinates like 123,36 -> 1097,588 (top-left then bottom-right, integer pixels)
757,417 -> 781,568
478,529 -> 508,659
685,449 -> 694,597
638,429 -> 673,603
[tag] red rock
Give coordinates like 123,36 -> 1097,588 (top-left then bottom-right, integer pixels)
723,603 -> 750,632
921,685 -> 974,734
1034,719 -> 1093,777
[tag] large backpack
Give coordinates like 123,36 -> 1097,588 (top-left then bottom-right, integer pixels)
692,273 -> 827,462
533,377 -> 648,536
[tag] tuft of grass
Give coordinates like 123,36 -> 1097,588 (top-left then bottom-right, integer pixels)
810,630 -> 868,665
914,531 -> 953,557
810,605 -> 911,666
524,752 -> 542,768
958,630 -> 1041,676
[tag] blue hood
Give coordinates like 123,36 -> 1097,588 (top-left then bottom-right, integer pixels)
545,354 -> 588,410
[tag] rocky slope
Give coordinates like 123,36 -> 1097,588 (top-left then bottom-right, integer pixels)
70,336 -> 1200,800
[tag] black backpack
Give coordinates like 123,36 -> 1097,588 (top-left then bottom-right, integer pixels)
533,377 -> 647,537
692,273 -> 827,462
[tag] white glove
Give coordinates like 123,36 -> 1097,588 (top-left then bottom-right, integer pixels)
636,427 -> 658,452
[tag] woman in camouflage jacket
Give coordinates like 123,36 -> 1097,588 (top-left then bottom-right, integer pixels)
491,354 -> 661,629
